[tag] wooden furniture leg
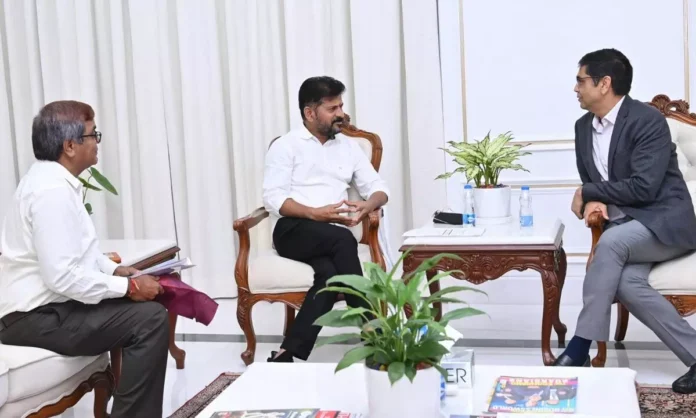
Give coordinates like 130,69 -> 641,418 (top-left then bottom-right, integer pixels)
238,290 -> 258,366
552,248 -> 568,347
92,366 -> 115,418
167,273 -> 186,369
284,305 -> 296,337
614,303 -> 630,341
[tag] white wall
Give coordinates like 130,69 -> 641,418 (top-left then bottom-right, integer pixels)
436,0 -> 696,342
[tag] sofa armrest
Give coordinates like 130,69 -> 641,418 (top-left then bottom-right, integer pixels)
585,211 -> 607,271
233,207 -> 269,291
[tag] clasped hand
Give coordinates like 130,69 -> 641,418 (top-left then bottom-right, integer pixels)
114,266 -> 163,301
310,200 -> 374,227
570,188 -> 608,226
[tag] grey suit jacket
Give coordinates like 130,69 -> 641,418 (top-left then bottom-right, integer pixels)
574,95 -> 696,249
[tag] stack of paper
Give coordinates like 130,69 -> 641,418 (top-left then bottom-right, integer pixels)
131,257 -> 195,278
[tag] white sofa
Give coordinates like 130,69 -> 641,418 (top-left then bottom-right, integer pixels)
0,343 -> 111,418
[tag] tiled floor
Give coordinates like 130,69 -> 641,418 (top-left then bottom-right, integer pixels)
55,339 -> 691,417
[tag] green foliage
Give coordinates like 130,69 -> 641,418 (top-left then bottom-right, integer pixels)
314,251 -> 488,385
436,131 -> 531,188
79,167 -> 118,215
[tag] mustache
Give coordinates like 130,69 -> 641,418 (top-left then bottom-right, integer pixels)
332,117 -> 344,124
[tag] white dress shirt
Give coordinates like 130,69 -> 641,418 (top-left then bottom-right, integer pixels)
263,125 -> 390,221
591,96 -> 625,220
0,161 -> 128,318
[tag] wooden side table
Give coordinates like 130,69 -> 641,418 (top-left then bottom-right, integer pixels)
100,240 -> 185,383
400,218 -> 568,366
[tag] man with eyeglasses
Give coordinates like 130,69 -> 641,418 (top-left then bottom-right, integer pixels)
554,48 -> 696,394
0,101 -> 168,416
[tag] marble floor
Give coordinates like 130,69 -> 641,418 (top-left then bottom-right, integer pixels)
55,338 -> 691,417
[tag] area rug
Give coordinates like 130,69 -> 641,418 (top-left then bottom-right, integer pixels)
168,372 -> 242,418
168,374 -> 696,418
640,385 -> 696,417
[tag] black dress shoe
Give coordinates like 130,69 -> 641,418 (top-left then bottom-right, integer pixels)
267,350 -> 294,363
552,353 -> 591,367
672,365 -> 696,394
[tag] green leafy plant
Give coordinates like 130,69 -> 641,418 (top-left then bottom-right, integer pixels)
79,167 -> 118,215
436,131 -> 531,188
314,252 -> 487,385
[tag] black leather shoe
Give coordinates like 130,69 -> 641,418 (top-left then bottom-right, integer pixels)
672,365 -> 696,394
552,353 -> 591,367
267,350 -> 294,363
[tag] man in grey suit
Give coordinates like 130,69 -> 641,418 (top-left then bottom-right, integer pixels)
554,48 -> 696,394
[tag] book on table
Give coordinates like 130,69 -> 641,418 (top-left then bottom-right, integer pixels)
210,410 -> 363,418
486,376 -> 578,414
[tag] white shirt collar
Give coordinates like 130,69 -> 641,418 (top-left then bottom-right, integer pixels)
592,96 -> 625,133
35,160 -> 82,189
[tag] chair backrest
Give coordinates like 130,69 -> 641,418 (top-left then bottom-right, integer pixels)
267,114 -> 383,244
649,94 -> 696,181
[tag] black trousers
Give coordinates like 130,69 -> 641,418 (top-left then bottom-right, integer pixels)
0,299 -> 168,418
274,217 -> 369,360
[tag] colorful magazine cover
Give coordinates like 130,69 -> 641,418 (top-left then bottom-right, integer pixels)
487,376 -> 578,414
210,410 -> 363,418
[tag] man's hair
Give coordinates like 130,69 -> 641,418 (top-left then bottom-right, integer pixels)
32,100 -> 95,161
579,48 -> 633,96
298,76 -> 345,120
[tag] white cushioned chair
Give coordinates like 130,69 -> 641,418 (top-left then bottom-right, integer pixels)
233,115 -> 386,365
0,343 -> 113,418
588,94 -> 696,367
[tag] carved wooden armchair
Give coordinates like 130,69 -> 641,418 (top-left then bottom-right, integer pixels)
233,116 -> 386,365
588,94 -> 696,367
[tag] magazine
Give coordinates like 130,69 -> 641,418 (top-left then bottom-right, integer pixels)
487,376 -> 578,414
210,410 -> 363,418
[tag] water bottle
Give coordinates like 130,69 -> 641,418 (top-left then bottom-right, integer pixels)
519,186 -> 533,227
463,184 -> 476,227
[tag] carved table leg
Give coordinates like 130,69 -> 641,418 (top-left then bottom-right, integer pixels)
427,269 -> 443,321
553,248 -> 568,347
539,266 -> 564,366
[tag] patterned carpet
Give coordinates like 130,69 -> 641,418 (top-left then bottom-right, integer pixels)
168,373 -> 696,418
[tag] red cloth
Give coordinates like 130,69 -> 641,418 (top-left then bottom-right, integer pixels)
155,275 -> 219,326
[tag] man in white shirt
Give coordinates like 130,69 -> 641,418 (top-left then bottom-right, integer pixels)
263,76 -> 389,362
556,49 -> 696,394
0,101 -> 168,416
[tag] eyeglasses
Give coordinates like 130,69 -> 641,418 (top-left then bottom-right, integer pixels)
80,131 -> 102,144
576,76 -> 603,86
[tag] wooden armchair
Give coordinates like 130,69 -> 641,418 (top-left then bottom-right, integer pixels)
588,94 -> 696,367
233,116 -> 387,365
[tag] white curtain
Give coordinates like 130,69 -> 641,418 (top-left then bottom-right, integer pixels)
0,0 -> 449,297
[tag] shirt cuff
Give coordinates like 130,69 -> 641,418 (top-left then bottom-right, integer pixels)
265,195 -> 289,217
98,255 -> 120,275
107,276 -> 130,298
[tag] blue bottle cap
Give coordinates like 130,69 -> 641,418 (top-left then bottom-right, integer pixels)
521,186 -> 530,191
464,184 -> 473,189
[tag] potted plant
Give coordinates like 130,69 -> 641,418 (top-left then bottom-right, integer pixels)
437,131 -> 531,222
79,167 -> 118,215
314,252 -> 487,418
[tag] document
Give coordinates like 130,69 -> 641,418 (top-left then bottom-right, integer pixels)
403,227 -> 486,238
131,257 -> 195,278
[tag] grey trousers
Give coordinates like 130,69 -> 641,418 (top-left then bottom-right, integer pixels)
576,219 -> 696,366
0,299 -> 169,417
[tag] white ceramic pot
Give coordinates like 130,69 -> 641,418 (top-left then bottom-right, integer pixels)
365,365 -> 441,418
473,186 -> 511,219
